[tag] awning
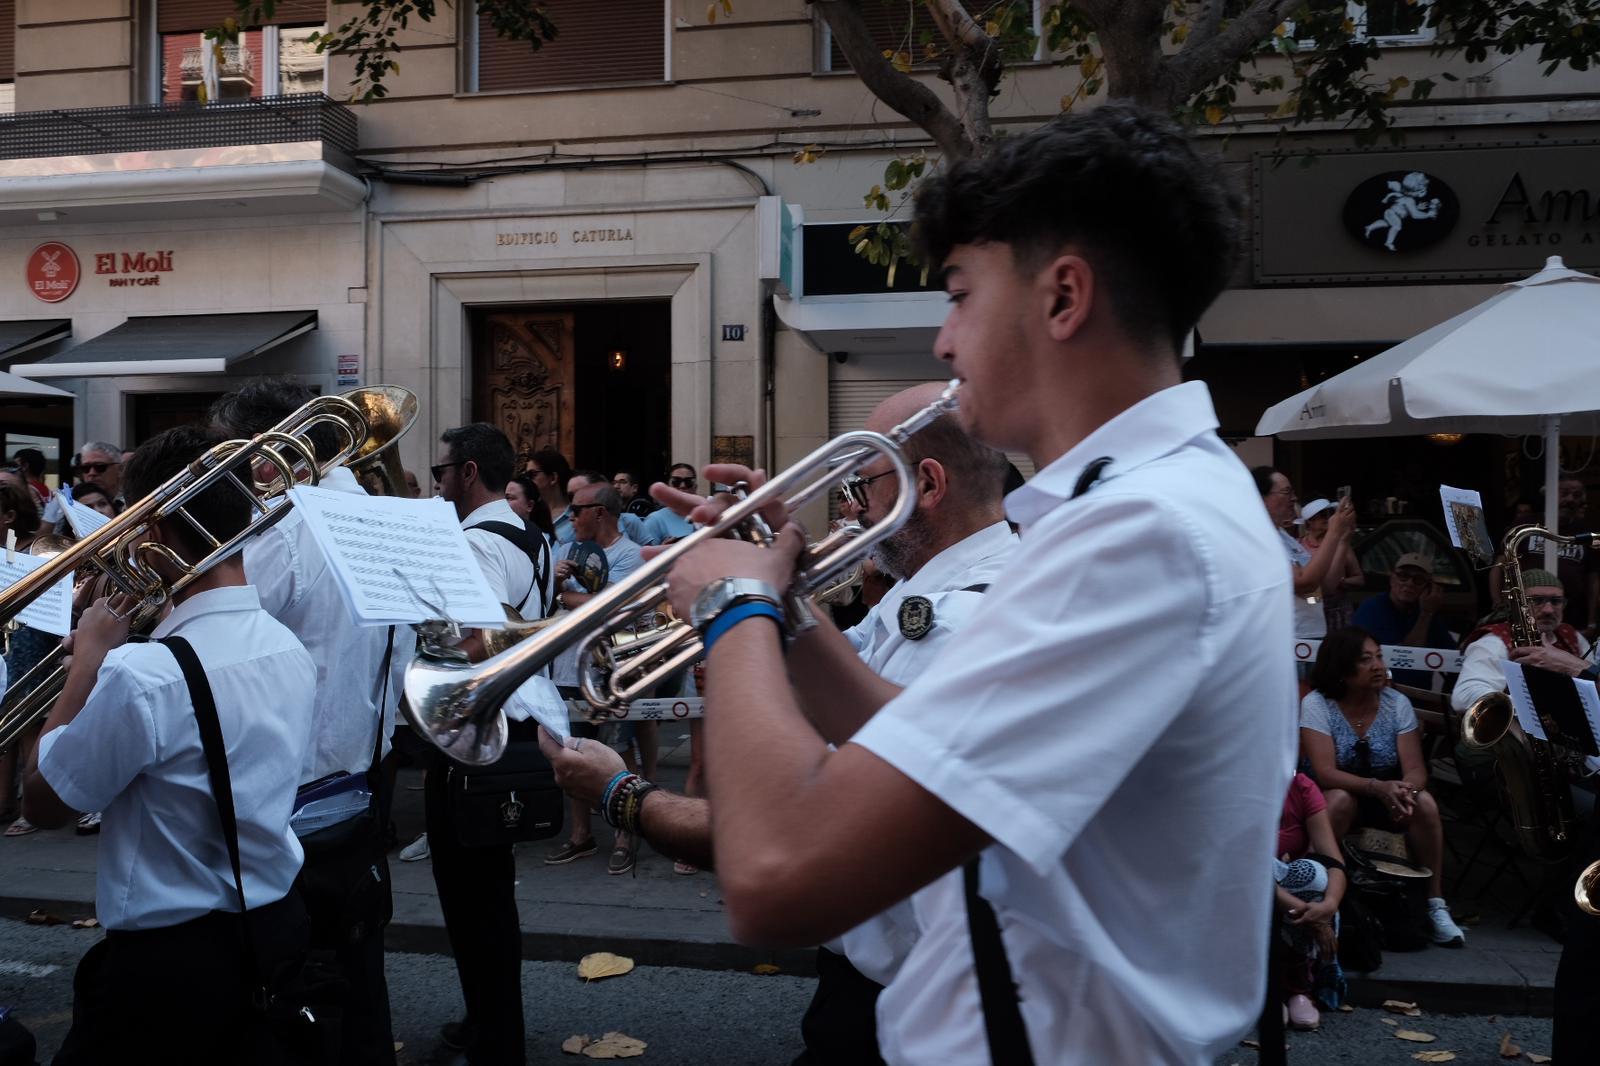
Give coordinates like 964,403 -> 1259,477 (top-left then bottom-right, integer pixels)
0,319 -> 70,365
773,293 -> 948,357
12,311 -> 317,378
0,370 -> 72,399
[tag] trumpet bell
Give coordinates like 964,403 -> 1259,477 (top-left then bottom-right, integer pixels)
401,654 -> 510,765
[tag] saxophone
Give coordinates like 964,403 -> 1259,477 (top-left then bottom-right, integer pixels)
1460,524 -> 1600,916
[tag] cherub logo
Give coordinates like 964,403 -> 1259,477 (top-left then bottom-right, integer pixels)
1342,170 -> 1458,254
1364,172 -> 1440,251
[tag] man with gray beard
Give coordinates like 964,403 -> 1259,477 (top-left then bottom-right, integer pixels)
539,382 -> 1016,1063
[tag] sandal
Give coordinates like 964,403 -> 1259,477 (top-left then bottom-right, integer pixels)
5,817 -> 38,837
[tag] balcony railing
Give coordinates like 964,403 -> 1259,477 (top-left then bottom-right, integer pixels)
180,44 -> 256,77
0,93 -> 357,163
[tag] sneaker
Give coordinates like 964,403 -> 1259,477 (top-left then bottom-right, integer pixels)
75,811 -> 101,835
545,838 -> 597,865
1286,993 -> 1320,1030
399,832 -> 430,862
1427,897 -> 1465,947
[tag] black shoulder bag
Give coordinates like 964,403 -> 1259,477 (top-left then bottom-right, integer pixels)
162,636 -> 345,1066
452,521 -> 564,847
963,456 -> 1113,1065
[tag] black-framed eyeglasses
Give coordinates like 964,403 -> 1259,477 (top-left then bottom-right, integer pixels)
79,461 -> 119,474
1528,595 -> 1568,608
1352,737 -> 1372,776
570,502 -> 608,514
667,476 -> 696,489
430,460 -> 468,482
842,470 -> 896,509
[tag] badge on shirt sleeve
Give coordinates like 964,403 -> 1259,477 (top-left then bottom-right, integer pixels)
898,596 -> 934,640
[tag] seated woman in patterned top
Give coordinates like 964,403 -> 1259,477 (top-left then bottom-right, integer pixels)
1300,626 -> 1464,947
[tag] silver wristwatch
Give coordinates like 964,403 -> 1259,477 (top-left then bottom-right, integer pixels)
690,577 -> 784,632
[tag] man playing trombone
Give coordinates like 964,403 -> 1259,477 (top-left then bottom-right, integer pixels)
21,426 -> 318,1064
625,105 -> 1295,1063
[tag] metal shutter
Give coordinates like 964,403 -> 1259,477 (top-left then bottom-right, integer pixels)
828,374 -> 1034,480
478,0 -> 663,92
0,0 -> 13,82
159,0 -> 325,33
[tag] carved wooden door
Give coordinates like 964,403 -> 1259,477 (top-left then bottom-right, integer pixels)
474,311 -> 575,464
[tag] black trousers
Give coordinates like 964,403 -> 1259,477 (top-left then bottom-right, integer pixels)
423,720 -> 541,1066
1553,821 -> 1600,1065
297,791 -> 396,1066
791,947 -> 888,1066
54,892 -> 307,1066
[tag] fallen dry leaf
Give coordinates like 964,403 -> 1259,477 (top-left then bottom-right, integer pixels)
577,953 -> 635,982
1413,1052 -> 1456,1062
1239,1040 -> 1260,1049
392,1042 -> 403,1053
70,918 -> 98,929
1527,1055 -> 1551,1063
753,963 -> 781,975
582,1031 -> 646,1059
25,910 -> 64,926
1384,1000 -> 1419,1013
563,1034 -> 592,1054
1499,1032 -> 1521,1058
1396,1030 -> 1438,1043
1338,1004 -> 1355,1013
1383,1018 -> 1401,1027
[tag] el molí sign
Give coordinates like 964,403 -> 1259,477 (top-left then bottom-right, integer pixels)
25,241 -> 176,301
1254,142 -> 1600,284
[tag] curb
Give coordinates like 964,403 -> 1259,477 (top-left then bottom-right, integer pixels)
0,894 -> 1549,1015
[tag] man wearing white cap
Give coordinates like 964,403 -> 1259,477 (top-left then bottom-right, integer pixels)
1352,553 -> 1456,688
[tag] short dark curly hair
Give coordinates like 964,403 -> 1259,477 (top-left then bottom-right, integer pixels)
913,102 -> 1242,352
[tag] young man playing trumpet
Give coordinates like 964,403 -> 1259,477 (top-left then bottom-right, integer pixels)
635,104 -> 1296,1063
23,426 -> 317,1064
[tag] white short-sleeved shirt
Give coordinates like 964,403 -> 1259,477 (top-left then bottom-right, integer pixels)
246,465 -> 414,784
37,585 -> 316,931
850,381 -> 1298,1065
462,498 -> 553,620
1280,529 -> 1326,639
552,535 -> 644,687
829,520 -> 1016,986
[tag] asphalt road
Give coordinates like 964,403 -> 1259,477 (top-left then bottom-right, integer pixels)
0,916 -> 1559,1065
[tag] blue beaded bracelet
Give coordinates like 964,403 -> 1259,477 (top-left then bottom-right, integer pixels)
600,770 -> 632,815
701,600 -> 785,655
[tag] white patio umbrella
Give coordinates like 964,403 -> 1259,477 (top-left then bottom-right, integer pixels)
0,370 -> 71,400
1255,256 -> 1600,565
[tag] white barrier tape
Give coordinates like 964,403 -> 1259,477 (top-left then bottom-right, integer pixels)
1293,639 -> 1463,674
570,697 -> 703,722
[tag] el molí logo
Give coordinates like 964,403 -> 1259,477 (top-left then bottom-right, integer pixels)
94,250 -> 175,287
1343,171 -> 1460,253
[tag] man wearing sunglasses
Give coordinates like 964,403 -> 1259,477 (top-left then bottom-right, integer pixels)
77,441 -> 125,512
1351,552 -> 1456,688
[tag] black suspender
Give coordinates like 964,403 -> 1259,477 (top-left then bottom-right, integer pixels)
963,454 -> 1112,1065
468,519 -> 552,618
162,636 -> 265,999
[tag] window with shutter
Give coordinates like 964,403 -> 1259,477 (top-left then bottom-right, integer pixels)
821,1 -> 1036,72
475,0 -> 665,93
157,0 -> 325,33
0,0 -> 12,115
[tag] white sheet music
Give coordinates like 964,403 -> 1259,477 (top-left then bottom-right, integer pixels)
61,494 -> 112,539
0,551 -> 72,637
505,674 -> 570,740
1573,677 -> 1600,757
1500,661 -> 1549,740
286,486 -> 504,627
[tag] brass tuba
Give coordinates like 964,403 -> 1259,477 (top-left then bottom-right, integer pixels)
1459,524 -> 1600,916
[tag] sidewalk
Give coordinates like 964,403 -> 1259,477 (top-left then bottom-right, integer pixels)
0,734 -> 1564,1014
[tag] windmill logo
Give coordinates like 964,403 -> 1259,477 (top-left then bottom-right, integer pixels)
26,242 -> 81,303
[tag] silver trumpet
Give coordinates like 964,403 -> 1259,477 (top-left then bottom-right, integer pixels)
403,380 -> 961,765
